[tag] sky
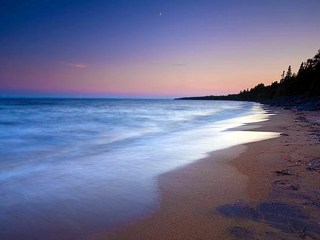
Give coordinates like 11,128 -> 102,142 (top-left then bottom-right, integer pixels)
1,0 -> 320,98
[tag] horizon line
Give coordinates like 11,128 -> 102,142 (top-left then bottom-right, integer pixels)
0,96 -> 175,100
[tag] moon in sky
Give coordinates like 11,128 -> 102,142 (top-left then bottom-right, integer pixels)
159,12 -> 162,16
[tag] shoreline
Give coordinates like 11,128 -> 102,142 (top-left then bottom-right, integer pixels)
102,108 -> 320,240
101,145 -> 251,239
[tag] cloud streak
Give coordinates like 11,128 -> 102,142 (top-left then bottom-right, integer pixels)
61,62 -> 87,68
172,63 -> 186,67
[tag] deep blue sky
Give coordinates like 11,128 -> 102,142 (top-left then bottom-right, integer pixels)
1,0 -> 320,98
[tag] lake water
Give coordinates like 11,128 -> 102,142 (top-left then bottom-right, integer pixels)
0,99 -> 278,240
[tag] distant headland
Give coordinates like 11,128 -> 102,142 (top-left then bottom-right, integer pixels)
176,49 -> 320,111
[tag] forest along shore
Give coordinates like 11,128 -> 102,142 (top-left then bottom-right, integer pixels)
176,49 -> 320,112
103,108 -> 320,240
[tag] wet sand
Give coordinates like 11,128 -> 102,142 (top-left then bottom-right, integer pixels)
102,108 -> 320,240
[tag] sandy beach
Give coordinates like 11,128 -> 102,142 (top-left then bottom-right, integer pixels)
102,108 -> 320,240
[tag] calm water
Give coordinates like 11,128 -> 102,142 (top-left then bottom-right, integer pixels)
0,99 -> 278,239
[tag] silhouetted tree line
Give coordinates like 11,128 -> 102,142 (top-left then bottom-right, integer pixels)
177,49 -> 320,101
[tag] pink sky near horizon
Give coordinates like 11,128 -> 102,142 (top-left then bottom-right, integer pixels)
2,43 -> 318,98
